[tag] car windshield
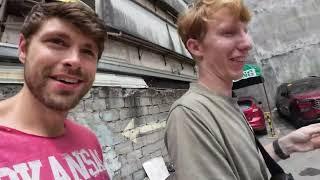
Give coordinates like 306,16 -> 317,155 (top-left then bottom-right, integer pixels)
238,100 -> 252,111
290,81 -> 320,94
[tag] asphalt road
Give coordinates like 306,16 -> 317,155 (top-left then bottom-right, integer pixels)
258,111 -> 320,180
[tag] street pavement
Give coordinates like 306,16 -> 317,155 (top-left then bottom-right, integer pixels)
258,111 -> 320,180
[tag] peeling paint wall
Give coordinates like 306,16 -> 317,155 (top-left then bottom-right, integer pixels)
236,0 -> 320,108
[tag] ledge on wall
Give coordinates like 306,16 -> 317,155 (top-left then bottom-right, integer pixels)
0,43 -> 196,83
0,65 -> 148,88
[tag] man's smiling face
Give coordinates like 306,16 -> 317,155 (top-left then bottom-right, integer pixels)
19,18 -> 99,111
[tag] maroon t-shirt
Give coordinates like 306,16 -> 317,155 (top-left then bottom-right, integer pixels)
0,119 -> 109,179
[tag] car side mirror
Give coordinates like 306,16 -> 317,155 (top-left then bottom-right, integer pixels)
258,101 -> 262,105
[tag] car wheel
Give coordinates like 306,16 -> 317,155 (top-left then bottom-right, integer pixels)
254,128 -> 268,135
260,128 -> 268,135
291,112 -> 303,128
293,118 -> 303,129
277,108 -> 285,118
290,107 -> 303,128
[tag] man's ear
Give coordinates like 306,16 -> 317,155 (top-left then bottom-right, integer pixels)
186,38 -> 203,60
18,34 -> 27,64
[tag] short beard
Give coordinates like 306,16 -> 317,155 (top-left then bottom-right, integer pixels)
24,66 -> 91,112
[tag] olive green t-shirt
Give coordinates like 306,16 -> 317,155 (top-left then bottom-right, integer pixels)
165,83 -> 268,180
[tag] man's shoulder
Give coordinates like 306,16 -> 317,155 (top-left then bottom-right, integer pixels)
171,88 -> 221,111
65,119 -> 97,138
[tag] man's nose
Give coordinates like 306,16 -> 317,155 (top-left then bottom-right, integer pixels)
62,49 -> 81,69
238,33 -> 252,51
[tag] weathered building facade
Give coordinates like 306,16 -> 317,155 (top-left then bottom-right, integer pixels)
0,0 -> 319,179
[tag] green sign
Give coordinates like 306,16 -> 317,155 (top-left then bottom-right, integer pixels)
242,64 -> 262,79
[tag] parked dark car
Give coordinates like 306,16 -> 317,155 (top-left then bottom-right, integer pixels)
275,76 -> 320,128
237,97 -> 267,134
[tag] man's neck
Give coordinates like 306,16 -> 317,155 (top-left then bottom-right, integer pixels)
0,87 -> 67,137
198,68 -> 233,97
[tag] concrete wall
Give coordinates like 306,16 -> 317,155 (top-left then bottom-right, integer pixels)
0,85 -> 186,179
235,0 -> 320,108
70,87 -> 187,179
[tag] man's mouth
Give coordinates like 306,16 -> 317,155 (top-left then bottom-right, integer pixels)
230,57 -> 246,62
51,76 -> 82,84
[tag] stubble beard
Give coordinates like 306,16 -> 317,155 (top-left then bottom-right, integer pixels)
24,65 -> 92,112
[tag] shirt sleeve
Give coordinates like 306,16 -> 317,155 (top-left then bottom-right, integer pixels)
165,105 -> 238,180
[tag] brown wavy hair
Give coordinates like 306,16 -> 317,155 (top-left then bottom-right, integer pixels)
21,1 -> 107,59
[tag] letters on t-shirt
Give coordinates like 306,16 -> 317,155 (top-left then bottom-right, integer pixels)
0,148 -> 106,179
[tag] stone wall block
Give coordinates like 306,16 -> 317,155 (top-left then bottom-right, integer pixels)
72,112 -> 101,126
91,99 -> 107,111
150,150 -> 162,158
136,106 -> 149,117
145,88 -> 157,97
164,96 -> 175,104
156,112 -> 169,122
106,98 -> 125,108
133,136 -> 148,150
110,133 -> 127,146
133,170 -> 146,180
120,108 -> 137,120
127,149 -> 143,160
176,89 -> 187,98
122,175 -> 133,180
135,97 -> 152,106
108,88 -> 124,97
159,104 -> 170,113
115,141 -> 133,155
144,115 -> 157,124
0,85 -> 21,100
111,172 -> 122,180
151,97 -> 162,105
141,140 -> 163,156
124,96 -> 136,107
107,119 -> 132,133
84,99 -> 107,112
146,131 -> 162,144
148,105 -> 160,114
97,87 -> 109,98
100,109 -> 120,122
121,161 -> 141,177
135,116 -> 147,127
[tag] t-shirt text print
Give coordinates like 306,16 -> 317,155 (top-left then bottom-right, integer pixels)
0,148 -> 106,179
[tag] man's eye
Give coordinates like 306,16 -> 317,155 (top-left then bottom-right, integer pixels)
49,38 -> 66,46
222,31 -> 236,37
82,49 -> 96,58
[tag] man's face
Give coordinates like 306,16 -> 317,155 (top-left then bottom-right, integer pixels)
19,18 -> 99,111
191,7 -> 252,82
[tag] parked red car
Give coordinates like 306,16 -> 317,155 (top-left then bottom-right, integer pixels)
237,97 -> 267,134
275,76 -> 320,128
